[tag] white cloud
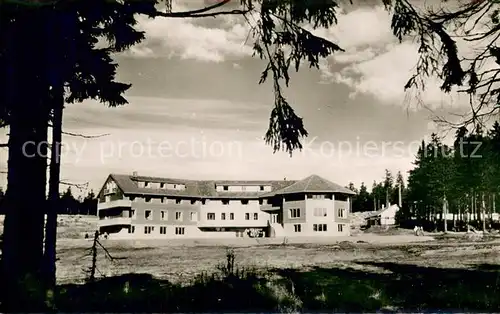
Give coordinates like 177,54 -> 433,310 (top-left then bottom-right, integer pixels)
123,0 -> 255,62
312,4 -> 477,111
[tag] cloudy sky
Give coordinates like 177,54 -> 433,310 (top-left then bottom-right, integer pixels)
0,0 -> 472,195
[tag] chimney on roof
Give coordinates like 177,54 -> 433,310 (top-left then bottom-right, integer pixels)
132,171 -> 138,177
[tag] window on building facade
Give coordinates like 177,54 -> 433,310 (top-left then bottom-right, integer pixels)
294,224 -> 301,232
161,211 -> 167,220
311,194 -> 325,199
222,200 -> 229,205
144,226 -> 153,234
129,210 -> 136,219
175,212 -> 182,221
221,213 -> 226,220
190,212 -> 197,221
207,213 -> 215,220
253,213 -> 258,220
241,199 -> 249,205
289,208 -> 301,218
338,208 -> 346,218
223,185 -> 228,191
144,181 -> 149,187
338,224 -> 344,232
128,226 -> 135,234
175,227 -> 185,235
314,208 -> 327,217
160,182 -> 165,188
145,210 -> 152,220
230,213 -> 234,220
176,199 -> 181,204
245,213 -> 250,220
160,226 -> 167,234
145,197 -> 151,203
313,224 -> 327,232
260,185 -> 264,191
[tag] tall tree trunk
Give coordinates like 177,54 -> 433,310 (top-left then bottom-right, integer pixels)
443,193 -> 448,233
1,10 -> 50,311
482,193 -> 486,233
385,189 -> 389,208
493,193 -> 496,221
468,191 -> 473,232
43,88 -> 63,307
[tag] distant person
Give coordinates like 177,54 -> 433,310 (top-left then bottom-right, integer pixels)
418,226 -> 424,236
414,226 -> 419,236
84,233 -> 89,239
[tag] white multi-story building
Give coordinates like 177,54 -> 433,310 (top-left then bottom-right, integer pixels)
96,172 -> 355,239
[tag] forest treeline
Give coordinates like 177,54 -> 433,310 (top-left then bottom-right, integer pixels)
0,187 -> 96,216
348,122 -> 500,231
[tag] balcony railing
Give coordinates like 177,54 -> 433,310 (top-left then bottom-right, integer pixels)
98,216 -> 132,227
103,187 -> 119,195
98,199 -> 132,210
260,204 -> 281,211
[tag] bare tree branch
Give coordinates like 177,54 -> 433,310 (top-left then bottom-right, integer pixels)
155,0 -> 252,18
60,181 -> 88,190
61,131 -> 109,139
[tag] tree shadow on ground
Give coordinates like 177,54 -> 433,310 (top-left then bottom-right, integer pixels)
50,261 -> 500,312
56,271 -> 283,312
274,262 -> 500,312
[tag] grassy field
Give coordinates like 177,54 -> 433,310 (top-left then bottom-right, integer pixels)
54,232 -> 500,312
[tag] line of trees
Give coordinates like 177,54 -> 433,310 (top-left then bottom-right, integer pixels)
347,170 -> 406,213
0,187 -> 96,216
348,122 -> 500,232
58,188 -> 98,216
401,123 -> 500,232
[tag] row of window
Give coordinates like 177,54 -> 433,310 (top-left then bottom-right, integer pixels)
142,210 -> 197,222
217,185 -> 268,191
132,197 -> 269,205
130,226 -> 185,235
293,224 -> 345,232
207,212 -> 259,221
142,181 -> 186,190
135,210 -> 262,222
129,224 -> 346,235
289,208 -> 347,218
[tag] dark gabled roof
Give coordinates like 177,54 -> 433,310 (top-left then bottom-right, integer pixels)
103,173 -> 354,199
261,174 -> 356,197
108,174 -> 297,199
